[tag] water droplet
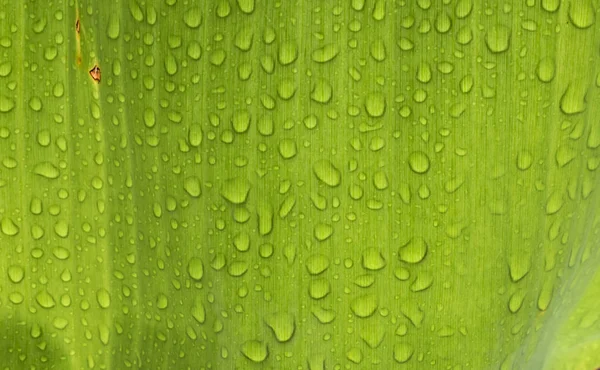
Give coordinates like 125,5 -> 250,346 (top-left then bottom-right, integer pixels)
36,290 -> 56,309
434,11 -> 452,33
546,192 -> 564,215
455,0 -> 473,18
410,272 -> 434,292
303,114 -> 319,129
398,237 -> 428,263
0,61 -> 11,77
310,79 -> 333,104
555,145 -> 576,167
221,177 -> 251,204
365,93 -> 386,117
237,0 -> 256,14
508,254 -> 531,282
258,203 -> 273,235
209,49 -> 226,66
350,293 -> 378,318
416,63 -> 431,83
541,0 -> 560,12
394,343 -> 414,363
373,171 -> 389,190
278,41 -> 298,65
534,57 -> 556,83
568,0 -> 595,29
485,25 -> 511,53
232,110 -> 251,133
408,151 -> 430,174
313,159 -> 341,187
188,257 -> 204,280
7,265 -> 24,283
306,254 -> 330,275
312,44 -> 339,63
233,231 -> 250,252
0,95 -> 15,113
241,340 -> 268,363
370,40 -> 386,61
362,248 -> 386,270
183,176 -> 202,197
29,96 -> 42,111
560,84 -> 587,115
279,139 -> 297,159
142,107 -> 156,128
187,41 -> 202,60
537,280 -> 554,311
346,348 -> 363,364
54,220 -> 69,238
155,293 -> 168,309
277,79 -> 297,100
107,14 -> 120,39
192,300 -> 206,323
516,151 -> 533,170
509,289 -> 526,313
1,217 -> 19,236
394,267 -> 410,281
265,312 -> 295,342
183,7 -> 203,28
352,0 -> 365,11
228,260 -> 249,277
129,0 -> 144,22
9,292 -> 24,304
354,274 -> 375,288
234,27 -> 254,51
164,53 -> 178,75
96,288 -> 111,308
460,75 -> 474,93
314,223 -> 333,241
397,37 -> 415,51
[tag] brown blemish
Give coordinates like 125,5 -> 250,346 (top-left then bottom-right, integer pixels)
89,65 -> 101,83
75,14 -> 81,66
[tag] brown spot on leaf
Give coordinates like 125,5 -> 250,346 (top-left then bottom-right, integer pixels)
89,65 -> 101,83
76,19 -> 80,34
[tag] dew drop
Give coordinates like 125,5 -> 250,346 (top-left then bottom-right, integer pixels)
485,25 -> 511,53
398,237 -> 428,263
408,151 -> 430,174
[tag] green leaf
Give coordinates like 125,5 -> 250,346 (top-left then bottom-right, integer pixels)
1,1 -> 600,369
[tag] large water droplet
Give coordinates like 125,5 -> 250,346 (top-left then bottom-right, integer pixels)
485,25 -> 511,53
408,151 -> 430,174
361,248 -> 386,270
313,160 -> 341,187
265,312 -> 295,342
1,217 -> 19,236
350,294 -> 378,318
365,93 -> 386,117
221,177 -> 251,204
188,257 -> 204,280
183,7 -> 203,28
241,340 -> 268,363
398,237 -> 428,263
